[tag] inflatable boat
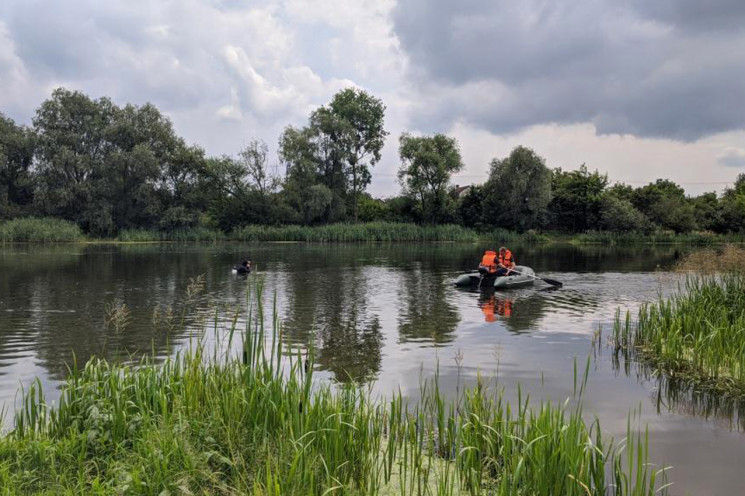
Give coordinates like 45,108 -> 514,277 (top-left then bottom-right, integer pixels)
454,266 -> 535,289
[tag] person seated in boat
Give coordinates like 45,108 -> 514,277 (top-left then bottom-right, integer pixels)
478,250 -> 498,276
495,247 -> 515,277
234,260 -> 252,274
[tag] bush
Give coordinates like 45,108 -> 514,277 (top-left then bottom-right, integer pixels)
0,217 -> 85,242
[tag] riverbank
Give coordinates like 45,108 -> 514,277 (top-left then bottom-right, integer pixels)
2,217 -> 743,245
0,282 -> 666,495
613,270 -> 745,398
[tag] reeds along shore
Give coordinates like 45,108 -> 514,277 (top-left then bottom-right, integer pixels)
0,281 -> 668,495
613,272 -> 745,398
3,216 -> 745,244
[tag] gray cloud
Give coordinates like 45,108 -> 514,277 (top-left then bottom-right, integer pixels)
393,0 -> 745,141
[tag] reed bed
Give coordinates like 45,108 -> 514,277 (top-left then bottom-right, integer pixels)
572,231 -> 745,245
0,283 -> 667,495
613,274 -> 745,397
230,222 -> 480,243
117,227 -> 225,243
0,217 -> 85,243
674,244 -> 745,273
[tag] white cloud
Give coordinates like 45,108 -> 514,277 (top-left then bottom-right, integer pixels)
0,0 -> 744,198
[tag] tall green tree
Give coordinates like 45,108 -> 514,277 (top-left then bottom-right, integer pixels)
549,165 -> 608,232
631,179 -> 695,233
278,126 -> 334,225
0,112 -> 35,218
720,174 -> 745,233
33,89 -> 118,234
483,146 -> 552,231
33,88 -> 208,235
397,133 -> 463,224
326,88 -> 387,221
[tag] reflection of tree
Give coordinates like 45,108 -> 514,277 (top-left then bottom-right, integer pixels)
612,348 -> 745,431
278,249 -> 383,383
398,269 -> 459,344
0,245 -> 216,383
315,312 -> 382,384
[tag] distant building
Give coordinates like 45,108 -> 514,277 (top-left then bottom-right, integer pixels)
452,184 -> 472,198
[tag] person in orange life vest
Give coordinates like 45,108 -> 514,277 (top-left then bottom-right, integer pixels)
480,295 -> 497,322
495,246 -> 515,277
478,250 -> 498,275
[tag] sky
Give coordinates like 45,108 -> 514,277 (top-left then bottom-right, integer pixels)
1,0 -> 744,196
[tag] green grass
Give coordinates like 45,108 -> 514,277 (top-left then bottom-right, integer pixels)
572,230 -> 745,245
230,222 -> 481,242
0,281 -> 667,495
116,227 -> 225,243
613,274 -> 745,397
0,217 -> 86,243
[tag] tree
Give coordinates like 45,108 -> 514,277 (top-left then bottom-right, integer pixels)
398,133 -> 464,224
631,179 -> 695,233
238,139 -> 280,197
720,174 -> 745,233
457,185 -> 485,229
691,192 -> 723,233
0,112 -> 35,218
483,146 -> 551,231
33,88 -> 209,235
599,190 -> 650,232
549,165 -> 608,232
327,88 -> 387,221
33,88 -> 118,235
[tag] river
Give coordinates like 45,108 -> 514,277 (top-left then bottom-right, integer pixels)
0,243 -> 741,495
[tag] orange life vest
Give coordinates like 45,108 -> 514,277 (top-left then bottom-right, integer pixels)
498,249 -> 514,268
480,251 -> 497,274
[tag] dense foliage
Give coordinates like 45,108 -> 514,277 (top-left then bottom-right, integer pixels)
1,87 -> 744,238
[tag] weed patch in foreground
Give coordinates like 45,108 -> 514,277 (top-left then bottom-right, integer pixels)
0,284 -> 667,495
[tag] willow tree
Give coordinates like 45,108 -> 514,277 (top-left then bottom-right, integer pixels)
483,146 -> 552,231
398,133 -> 463,224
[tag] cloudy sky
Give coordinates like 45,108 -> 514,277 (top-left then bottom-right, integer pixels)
1,0 -> 744,196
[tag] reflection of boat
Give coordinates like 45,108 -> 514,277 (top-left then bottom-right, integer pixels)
454,266 -> 536,289
480,293 -> 513,322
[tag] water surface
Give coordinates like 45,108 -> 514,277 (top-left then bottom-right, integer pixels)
0,243 -> 741,495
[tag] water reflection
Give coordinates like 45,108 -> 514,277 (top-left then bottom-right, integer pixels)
612,347 -> 745,431
398,269 -> 459,345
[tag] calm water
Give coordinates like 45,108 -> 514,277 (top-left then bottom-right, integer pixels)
0,243 -> 742,494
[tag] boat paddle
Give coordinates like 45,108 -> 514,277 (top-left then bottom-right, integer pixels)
509,269 -> 563,288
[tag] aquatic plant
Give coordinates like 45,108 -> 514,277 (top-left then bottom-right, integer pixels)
0,283 -> 667,494
674,244 -> 745,273
229,222 -> 480,243
613,274 -> 745,398
117,227 -> 224,243
572,230 -> 745,246
0,217 -> 85,243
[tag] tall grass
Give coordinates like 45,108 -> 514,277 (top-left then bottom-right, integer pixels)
573,230 -> 745,245
675,244 -> 745,273
116,227 -> 224,242
613,274 -> 745,397
0,217 -> 85,243
0,282 -> 667,495
230,222 -> 480,242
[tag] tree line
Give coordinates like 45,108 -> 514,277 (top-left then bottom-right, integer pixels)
1,87 -> 744,236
